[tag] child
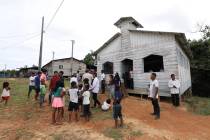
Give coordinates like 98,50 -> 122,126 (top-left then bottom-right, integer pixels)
51,81 -> 65,125
82,84 -> 91,121
113,99 -> 123,128
39,79 -> 46,107
1,82 -> 10,105
101,98 -> 111,111
68,81 -> 79,122
114,86 -> 122,102
78,84 -> 83,113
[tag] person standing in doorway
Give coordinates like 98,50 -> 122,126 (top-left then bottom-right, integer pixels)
100,70 -> 105,94
28,72 -> 35,98
129,68 -> 134,89
168,74 -> 181,107
49,71 -> 60,104
90,72 -> 101,108
148,73 -> 160,120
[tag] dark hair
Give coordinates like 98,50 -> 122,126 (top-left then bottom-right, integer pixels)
59,71 -> 64,75
37,71 -> 42,75
42,69 -> 47,73
83,78 -> 89,85
54,71 -> 58,74
171,74 -> 175,77
54,81 -> 62,92
71,81 -> 77,88
84,84 -> 89,91
106,99 -> 111,104
3,82 -> 9,89
113,99 -> 120,105
114,73 -> 120,81
152,73 -> 156,77
31,72 -> 35,75
85,69 -> 89,73
78,84 -> 83,88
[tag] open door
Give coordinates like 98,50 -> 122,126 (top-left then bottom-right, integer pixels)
121,59 -> 134,89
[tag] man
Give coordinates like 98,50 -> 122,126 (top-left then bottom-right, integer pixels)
90,72 -> 101,108
168,74 -> 181,107
100,70 -> 105,94
70,74 -> 78,85
40,69 -> 47,85
148,73 -> 160,120
82,69 -> 93,86
34,71 -> 42,100
49,71 -> 60,104
28,72 -> 35,98
59,71 -> 65,88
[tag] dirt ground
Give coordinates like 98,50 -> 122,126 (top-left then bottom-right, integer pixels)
0,93 -> 210,140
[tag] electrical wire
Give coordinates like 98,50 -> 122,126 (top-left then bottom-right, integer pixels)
45,0 -> 65,30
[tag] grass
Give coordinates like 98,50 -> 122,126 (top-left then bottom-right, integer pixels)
103,128 -> 123,140
91,107 -> 112,121
185,96 -> 210,115
130,130 -> 143,137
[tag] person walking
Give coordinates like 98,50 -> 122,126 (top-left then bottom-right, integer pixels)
148,73 -> 160,120
28,72 -> 35,98
168,74 -> 181,107
34,72 -> 42,101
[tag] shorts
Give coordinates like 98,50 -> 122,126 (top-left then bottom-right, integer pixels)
68,102 -> 79,111
113,111 -> 122,119
2,96 -> 10,100
83,104 -> 90,116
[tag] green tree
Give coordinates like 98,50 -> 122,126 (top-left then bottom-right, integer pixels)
83,50 -> 95,66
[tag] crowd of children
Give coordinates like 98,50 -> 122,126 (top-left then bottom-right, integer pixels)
1,69 -> 182,128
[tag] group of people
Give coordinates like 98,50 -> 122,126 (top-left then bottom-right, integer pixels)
1,68 -> 181,127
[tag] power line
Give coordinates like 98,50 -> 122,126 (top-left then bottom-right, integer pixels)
45,0 -> 65,30
0,32 -> 39,40
0,33 -> 41,50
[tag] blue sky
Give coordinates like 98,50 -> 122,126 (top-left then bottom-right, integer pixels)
0,0 -> 209,70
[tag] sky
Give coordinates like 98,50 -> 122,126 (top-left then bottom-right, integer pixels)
0,0 -> 210,70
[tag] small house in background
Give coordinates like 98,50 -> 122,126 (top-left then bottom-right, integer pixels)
94,17 -> 192,97
18,66 -> 39,77
42,57 -> 86,77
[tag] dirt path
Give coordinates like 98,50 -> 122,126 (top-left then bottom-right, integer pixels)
0,95 -> 210,140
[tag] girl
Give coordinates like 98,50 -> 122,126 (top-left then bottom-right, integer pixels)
1,82 -> 10,105
82,84 -> 91,121
101,98 -> 111,111
108,75 -> 115,99
68,81 -> 79,122
114,73 -> 122,102
51,81 -> 65,125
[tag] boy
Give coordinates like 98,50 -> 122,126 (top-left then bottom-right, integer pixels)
148,73 -> 160,120
40,79 -> 46,107
101,99 -> 111,111
68,81 -> 79,122
113,99 -> 123,128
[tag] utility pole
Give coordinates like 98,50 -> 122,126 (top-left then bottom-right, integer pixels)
52,51 -> 55,60
38,16 -> 44,71
70,40 -> 75,76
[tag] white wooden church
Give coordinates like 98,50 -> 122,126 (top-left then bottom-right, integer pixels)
94,17 -> 192,96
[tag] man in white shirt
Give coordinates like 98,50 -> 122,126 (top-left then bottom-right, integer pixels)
149,73 -> 160,120
100,70 -> 106,94
70,74 -> 78,86
28,72 -> 35,98
168,74 -> 181,107
90,72 -> 101,108
82,70 -> 93,86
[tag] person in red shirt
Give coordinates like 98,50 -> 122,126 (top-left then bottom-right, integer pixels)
49,71 -> 60,104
